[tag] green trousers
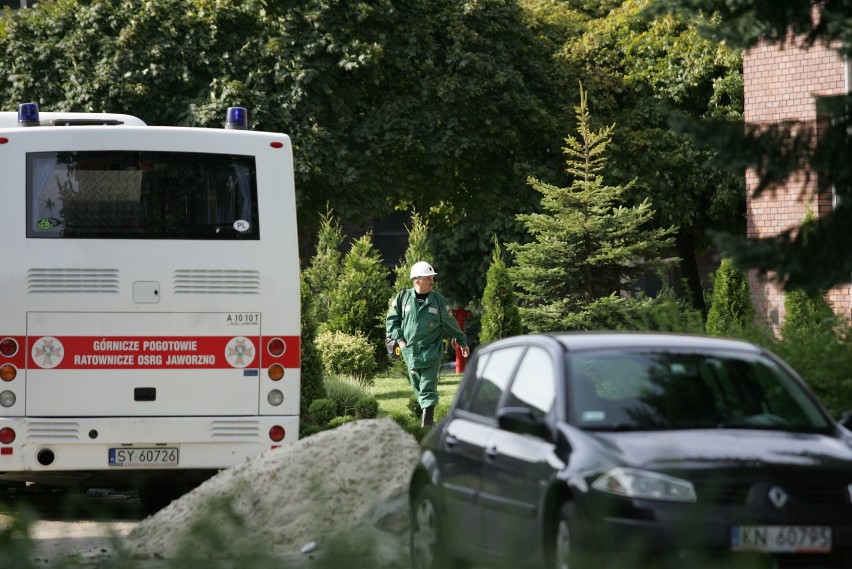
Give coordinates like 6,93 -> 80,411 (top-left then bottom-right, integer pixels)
408,362 -> 441,409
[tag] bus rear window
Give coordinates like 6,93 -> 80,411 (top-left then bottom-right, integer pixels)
27,151 -> 259,240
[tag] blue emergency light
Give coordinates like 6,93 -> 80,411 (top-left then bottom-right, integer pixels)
225,107 -> 248,130
17,102 -> 40,127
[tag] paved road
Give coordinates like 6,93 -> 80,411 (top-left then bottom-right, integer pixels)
0,487 -> 146,566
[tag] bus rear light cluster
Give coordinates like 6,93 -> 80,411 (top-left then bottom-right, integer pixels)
0,427 -> 15,444
0,338 -> 18,357
269,425 -> 285,442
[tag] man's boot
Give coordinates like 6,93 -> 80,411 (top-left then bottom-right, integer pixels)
421,406 -> 435,427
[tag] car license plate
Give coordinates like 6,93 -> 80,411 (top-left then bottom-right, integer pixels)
731,525 -> 832,553
109,448 -> 178,467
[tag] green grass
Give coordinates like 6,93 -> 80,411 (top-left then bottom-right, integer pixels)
372,365 -> 463,419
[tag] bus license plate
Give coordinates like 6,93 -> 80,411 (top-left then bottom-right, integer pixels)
731,525 -> 832,553
109,448 -> 178,467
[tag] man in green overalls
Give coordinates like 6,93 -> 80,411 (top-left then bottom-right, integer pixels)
386,261 -> 470,426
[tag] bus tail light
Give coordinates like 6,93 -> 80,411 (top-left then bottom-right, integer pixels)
0,428 -> 15,444
269,425 -> 285,442
268,364 -> 284,381
0,338 -> 17,357
0,365 -> 16,382
0,391 -> 15,408
267,337 -> 286,357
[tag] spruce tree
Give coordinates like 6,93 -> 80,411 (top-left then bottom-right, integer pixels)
302,208 -> 344,326
327,233 -> 393,359
705,258 -> 755,337
480,239 -> 523,344
510,84 -> 677,332
392,210 -> 434,294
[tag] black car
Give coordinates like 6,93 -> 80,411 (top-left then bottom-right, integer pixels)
408,332 -> 852,569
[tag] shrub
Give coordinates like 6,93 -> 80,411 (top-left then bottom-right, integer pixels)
324,375 -> 372,416
329,415 -> 357,428
706,258 -> 754,337
316,330 -> 377,383
480,239 -> 523,344
354,396 -> 379,419
300,277 -> 326,415
307,398 -> 336,426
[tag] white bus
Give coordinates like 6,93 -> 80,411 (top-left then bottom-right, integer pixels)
0,103 -> 300,509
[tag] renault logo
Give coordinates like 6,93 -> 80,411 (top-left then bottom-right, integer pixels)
768,485 -> 788,509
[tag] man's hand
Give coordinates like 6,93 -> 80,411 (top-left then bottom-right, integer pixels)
398,340 -> 406,349
461,346 -> 470,358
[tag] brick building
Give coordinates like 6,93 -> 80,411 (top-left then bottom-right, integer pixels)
743,40 -> 851,329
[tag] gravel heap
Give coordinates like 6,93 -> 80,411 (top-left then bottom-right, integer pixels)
123,418 -> 421,567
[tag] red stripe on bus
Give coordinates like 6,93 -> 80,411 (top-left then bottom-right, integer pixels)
22,335 -> 300,370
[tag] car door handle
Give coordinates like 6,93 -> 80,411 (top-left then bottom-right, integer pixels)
485,446 -> 498,461
445,434 -> 458,449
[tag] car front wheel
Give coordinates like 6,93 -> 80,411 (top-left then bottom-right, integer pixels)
411,484 -> 464,569
553,502 -> 588,569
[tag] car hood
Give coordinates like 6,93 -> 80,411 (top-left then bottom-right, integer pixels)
584,428 -> 852,472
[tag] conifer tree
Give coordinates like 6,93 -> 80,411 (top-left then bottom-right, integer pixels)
705,258 -> 755,337
510,84 -> 677,332
480,239 -> 523,344
781,212 -> 837,340
299,275 -> 326,415
327,233 -> 393,358
392,210 -> 435,293
302,208 -> 344,326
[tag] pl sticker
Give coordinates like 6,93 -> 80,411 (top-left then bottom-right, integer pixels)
233,220 -> 250,232
225,337 -> 255,368
32,337 -> 64,369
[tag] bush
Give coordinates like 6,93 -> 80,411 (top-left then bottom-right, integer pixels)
307,398 -> 337,426
354,396 -> 379,419
300,277 -> 327,415
706,258 -> 754,337
324,375 -> 372,416
329,415 -> 357,428
316,330 -> 377,383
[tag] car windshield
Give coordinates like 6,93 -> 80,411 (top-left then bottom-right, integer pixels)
568,349 -> 833,433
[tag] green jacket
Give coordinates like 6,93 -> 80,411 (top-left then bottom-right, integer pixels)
386,288 -> 468,369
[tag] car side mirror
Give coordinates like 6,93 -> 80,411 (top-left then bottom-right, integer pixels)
497,407 -> 550,439
840,411 -> 852,431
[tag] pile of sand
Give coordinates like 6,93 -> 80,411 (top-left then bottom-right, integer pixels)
122,418 -> 421,567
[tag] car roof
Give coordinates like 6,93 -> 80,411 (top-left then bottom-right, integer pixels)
548,331 -> 764,353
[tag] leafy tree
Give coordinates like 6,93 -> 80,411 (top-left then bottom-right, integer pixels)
480,239 -> 523,343
558,0 -> 745,313
302,208 -> 344,326
326,233 -> 393,362
705,258 -> 755,337
0,0 -> 565,248
509,84 -> 677,332
647,0 -> 852,294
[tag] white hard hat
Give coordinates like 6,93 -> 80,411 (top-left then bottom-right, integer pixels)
410,261 -> 438,279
